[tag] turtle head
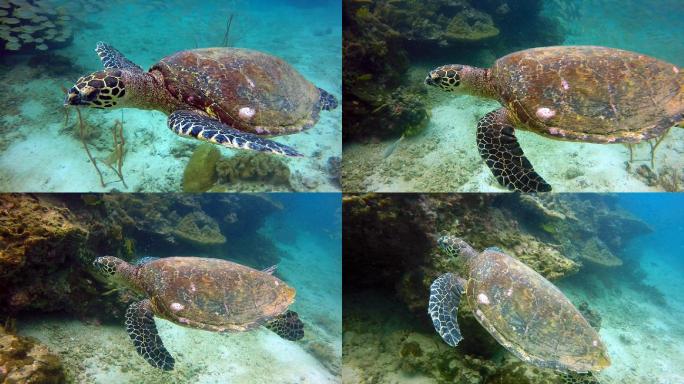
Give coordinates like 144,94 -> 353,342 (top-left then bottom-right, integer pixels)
425,64 -> 492,97
425,65 -> 466,92
93,256 -> 129,278
65,68 -> 128,109
438,235 -> 478,260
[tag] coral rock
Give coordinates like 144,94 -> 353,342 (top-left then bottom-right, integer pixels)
0,328 -> 65,384
182,143 -> 221,192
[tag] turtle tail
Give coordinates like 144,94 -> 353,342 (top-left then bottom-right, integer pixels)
317,88 -> 338,111
265,310 -> 304,341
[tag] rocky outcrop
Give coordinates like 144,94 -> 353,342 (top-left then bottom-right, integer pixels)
344,193 -> 650,312
0,194 -> 282,320
0,328 -> 65,384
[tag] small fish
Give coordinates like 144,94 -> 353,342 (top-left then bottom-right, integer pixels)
383,134 -> 405,159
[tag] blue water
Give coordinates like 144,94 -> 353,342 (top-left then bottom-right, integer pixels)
0,0 -> 341,192
559,194 -> 684,384
13,193 -> 342,383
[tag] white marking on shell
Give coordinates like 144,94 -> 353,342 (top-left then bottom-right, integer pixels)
170,302 -> 184,312
561,79 -> 570,90
592,339 -> 598,347
674,66 -> 680,74
274,281 -> 280,286
239,107 -> 256,120
190,282 -> 196,292
506,288 -> 513,297
246,77 -> 255,87
477,293 -> 490,305
536,107 -> 556,120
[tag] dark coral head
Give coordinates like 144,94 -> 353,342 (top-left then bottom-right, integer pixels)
425,65 -> 463,92
65,68 -> 126,109
93,256 -> 125,277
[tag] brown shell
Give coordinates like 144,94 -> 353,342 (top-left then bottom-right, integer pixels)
491,46 -> 683,143
152,48 -> 320,135
137,257 -> 295,332
466,249 -> 610,372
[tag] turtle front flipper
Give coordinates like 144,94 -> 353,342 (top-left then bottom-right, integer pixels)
477,108 -> 552,192
168,110 -> 303,157
125,299 -> 175,371
428,273 -> 466,347
95,42 -> 143,72
265,310 -> 304,341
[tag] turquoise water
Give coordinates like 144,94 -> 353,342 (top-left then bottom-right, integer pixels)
0,0 -> 341,192
557,194 -> 684,383
342,0 -> 683,192
341,193 -> 684,384
13,193 -> 341,383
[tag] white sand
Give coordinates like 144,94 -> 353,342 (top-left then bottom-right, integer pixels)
0,1 -> 341,192
343,94 -> 684,192
19,318 -> 337,384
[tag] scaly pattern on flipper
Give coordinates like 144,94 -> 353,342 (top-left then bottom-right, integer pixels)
95,42 -> 143,72
168,110 -> 303,157
125,299 -> 175,371
477,108 -> 552,192
428,273 -> 465,347
265,310 -> 304,341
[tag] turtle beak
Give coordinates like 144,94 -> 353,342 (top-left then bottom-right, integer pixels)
425,72 -> 439,86
64,87 -> 82,106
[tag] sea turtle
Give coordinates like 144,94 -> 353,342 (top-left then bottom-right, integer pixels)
428,236 -> 610,379
93,256 -> 304,370
65,42 -> 338,157
425,46 -> 683,192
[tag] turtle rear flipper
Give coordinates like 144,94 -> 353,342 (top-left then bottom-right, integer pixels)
168,110 -> 303,157
265,310 -> 304,341
317,88 -> 338,111
477,108 -> 552,192
428,273 -> 466,347
125,299 -> 175,371
95,42 -> 143,72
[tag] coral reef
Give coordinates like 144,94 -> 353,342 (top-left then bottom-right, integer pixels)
342,0 -> 564,141
172,211 -> 226,246
182,143 -> 221,192
0,0 -> 73,53
0,327 -> 65,384
214,152 -> 291,189
445,7 -> 499,42
0,195 -> 91,315
343,292 -> 571,384
513,194 -> 651,268
0,194 -> 283,321
344,193 -> 651,313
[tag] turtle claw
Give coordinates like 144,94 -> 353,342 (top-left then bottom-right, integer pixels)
168,110 -> 303,157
